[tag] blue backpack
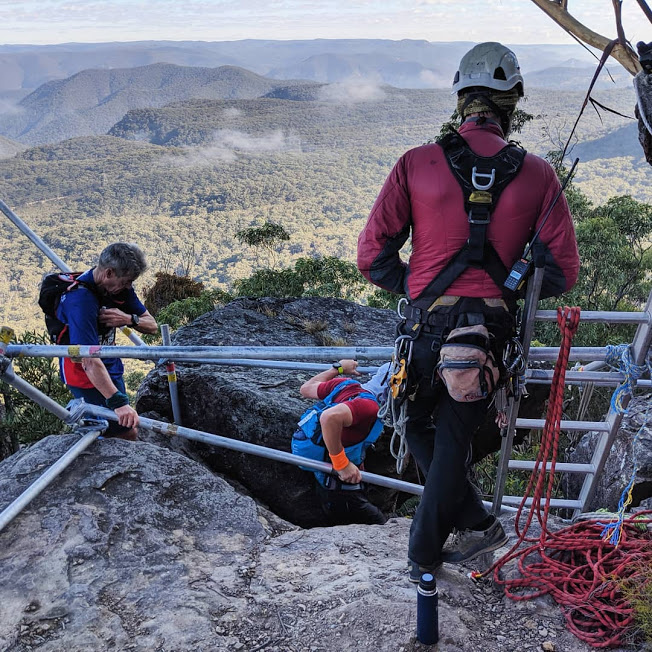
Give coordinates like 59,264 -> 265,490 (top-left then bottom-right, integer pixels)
291,379 -> 384,487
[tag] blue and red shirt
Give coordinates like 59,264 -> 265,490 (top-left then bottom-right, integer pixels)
317,378 -> 380,447
56,268 -> 146,389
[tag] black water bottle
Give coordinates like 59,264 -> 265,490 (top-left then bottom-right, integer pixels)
416,572 -> 439,645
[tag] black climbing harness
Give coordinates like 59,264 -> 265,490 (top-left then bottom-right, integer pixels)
383,133 -> 527,461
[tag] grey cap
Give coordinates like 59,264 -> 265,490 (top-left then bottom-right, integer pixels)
360,362 -> 392,402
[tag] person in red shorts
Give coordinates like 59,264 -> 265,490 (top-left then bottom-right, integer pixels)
300,359 -> 390,525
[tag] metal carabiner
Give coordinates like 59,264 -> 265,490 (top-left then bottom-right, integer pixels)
394,334 -> 414,366
396,297 -> 408,320
471,166 -> 496,190
390,359 -> 408,399
503,337 -> 526,376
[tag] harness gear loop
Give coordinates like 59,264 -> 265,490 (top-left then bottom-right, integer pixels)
381,333 -> 417,474
396,296 -> 409,321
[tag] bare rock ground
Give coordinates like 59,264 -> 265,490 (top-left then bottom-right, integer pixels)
0,433 -> 619,651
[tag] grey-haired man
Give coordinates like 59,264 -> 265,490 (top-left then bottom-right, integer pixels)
57,242 -> 158,440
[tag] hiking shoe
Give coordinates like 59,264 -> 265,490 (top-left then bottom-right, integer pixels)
440,519 -> 508,564
408,559 -> 442,584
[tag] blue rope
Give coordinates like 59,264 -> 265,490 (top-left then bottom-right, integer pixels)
599,424 -> 644,546
596,345 -> 650,546
605,344 -> 647,415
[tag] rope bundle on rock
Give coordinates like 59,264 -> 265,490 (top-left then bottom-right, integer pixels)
472,307 -> 652,648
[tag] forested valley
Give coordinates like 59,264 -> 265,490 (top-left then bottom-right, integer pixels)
0,76 -> 646,336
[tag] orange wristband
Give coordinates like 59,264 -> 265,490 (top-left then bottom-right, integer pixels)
329,449 -> 349,471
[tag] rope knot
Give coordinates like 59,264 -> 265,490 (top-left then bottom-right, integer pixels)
606,344 -> 647,414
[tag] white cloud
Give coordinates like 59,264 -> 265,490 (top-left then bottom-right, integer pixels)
418,69 -> 448,89
212,128 -> 300,152
0,99 -> 23,116
222,107 -> 242,118
317,79 -> 386,104
164,128 -> 302,168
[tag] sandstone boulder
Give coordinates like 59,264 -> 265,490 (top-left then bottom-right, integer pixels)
136,297 -> 403,527
0,432 -> 596,652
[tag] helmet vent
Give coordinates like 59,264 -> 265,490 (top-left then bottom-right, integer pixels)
493,67 -> 507,81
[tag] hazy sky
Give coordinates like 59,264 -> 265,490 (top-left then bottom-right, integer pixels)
0,1 -> 647,47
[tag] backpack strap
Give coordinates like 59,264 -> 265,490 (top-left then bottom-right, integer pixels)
322,378 -> 360,404
414,132 -> 526,305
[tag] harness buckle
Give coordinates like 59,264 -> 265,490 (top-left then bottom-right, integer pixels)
468,209 -> 491,225
471,166 -> 496,190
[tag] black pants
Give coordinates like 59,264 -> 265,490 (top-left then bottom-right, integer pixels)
315,481 -> 387,526
402,299 -> 513,567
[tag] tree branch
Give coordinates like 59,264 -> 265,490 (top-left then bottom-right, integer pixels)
634,0 -> 652,24
529,0 -> 641,74
612,0 -> 628,50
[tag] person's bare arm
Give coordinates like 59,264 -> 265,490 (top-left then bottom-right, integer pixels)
300,359 -> 360,399
81,358 -> 138,429
320,403 -> 361,484
98,308 -> 158,335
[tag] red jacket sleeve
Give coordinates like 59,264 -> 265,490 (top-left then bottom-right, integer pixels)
357,156 -> 411,294
532,160 -> 580,299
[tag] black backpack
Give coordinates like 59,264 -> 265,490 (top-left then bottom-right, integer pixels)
38,272 -> 100,344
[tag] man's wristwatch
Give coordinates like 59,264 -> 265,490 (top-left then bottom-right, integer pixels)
130,314 -> 140,327
332,362 -> 344,374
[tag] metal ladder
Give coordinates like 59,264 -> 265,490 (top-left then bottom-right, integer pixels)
492,266 -> 652,516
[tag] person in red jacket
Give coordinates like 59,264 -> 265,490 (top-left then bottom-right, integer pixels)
357,42 -> 579,582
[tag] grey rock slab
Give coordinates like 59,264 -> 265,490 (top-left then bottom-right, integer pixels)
0,436 -> 598,652
0,434 -> 269,652
136,297 -> 403,527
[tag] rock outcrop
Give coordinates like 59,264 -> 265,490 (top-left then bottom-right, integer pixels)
136,297 -> 403,527
0,433 -> 595,652
569,394 -> 652,511
135,296 -> 550,526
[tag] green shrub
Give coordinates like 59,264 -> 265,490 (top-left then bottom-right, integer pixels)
233,255 -> 368,300
0,331 -> 71,457
153,289 -> 233,334
621,563 -> 652,648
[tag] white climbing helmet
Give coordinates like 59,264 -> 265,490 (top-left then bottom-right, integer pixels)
452,42 -> 524,96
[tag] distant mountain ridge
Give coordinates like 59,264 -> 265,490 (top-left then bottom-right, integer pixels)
526,63 -> 631,90
0,64 -> 319,146
0,39 -> 616,94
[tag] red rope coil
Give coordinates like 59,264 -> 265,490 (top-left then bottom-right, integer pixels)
476,307 -> 652,648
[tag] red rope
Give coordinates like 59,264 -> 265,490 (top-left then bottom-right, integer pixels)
474,307 -> 652,648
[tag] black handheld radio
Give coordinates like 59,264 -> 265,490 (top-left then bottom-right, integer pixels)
504,157 -> 579,292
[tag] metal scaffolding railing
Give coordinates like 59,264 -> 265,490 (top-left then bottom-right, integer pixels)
492,271 -> 652,516
0,349 -> 519,534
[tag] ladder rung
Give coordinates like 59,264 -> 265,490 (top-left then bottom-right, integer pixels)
515,418 -> 610,431
507,461 -> 595,473
528,347 -> 607,361
527,370 -> 625,383
525,369 -> 652,388
526,379 -> 652,388
534,310 -> 649,324
501,496 -> 583,509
